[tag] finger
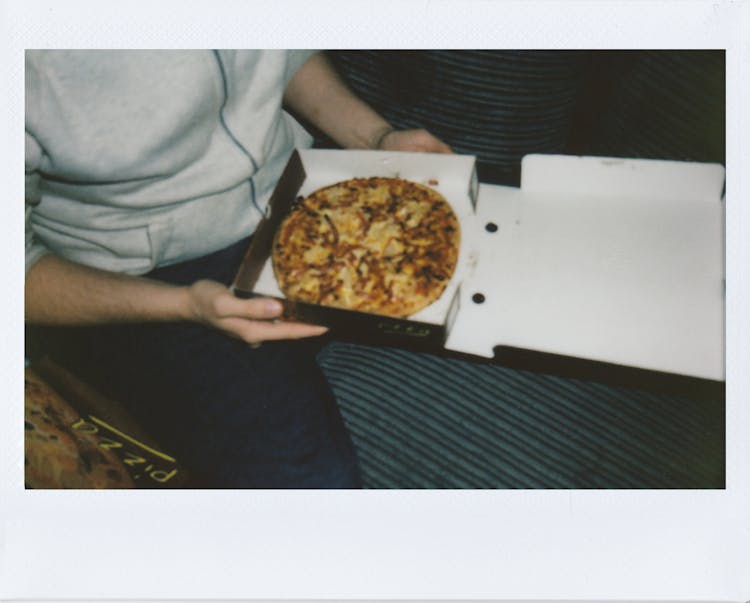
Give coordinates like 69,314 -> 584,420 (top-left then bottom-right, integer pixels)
388,129 -> 452,154
432,138 -> 453,154
215,294 -> 283,320
223,317 -> 328,343
253,321 -> 329,341
417,130 -> 453,153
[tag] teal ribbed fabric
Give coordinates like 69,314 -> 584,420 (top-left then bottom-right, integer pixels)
318,342 -> 725,489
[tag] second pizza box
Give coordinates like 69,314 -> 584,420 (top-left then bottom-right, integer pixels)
232,149 -> 726,395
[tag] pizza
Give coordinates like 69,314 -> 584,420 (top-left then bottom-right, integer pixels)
271,176 -> 460,318
25,368 -> 134,489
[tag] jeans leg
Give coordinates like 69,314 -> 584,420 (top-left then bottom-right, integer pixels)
30,239 -> 361,488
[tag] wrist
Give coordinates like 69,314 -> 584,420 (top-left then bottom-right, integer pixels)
176,283 -> 200,322
369,125 -> 395,150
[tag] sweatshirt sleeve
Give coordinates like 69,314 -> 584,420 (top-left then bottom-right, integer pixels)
285,49 -> 320,83
25,129 -> 51,275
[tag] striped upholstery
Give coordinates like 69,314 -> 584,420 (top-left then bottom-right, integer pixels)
326,50 -> 725,171
325,50 -> 589,185
315,51 -> 725,489
581,50 -> 725,164
318,343 -> 724,489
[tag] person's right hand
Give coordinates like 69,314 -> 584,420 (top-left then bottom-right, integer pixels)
187,279 -> 327,344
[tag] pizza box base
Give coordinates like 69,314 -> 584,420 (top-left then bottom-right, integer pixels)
232,148 -> 478,351
232,150 -> 726,398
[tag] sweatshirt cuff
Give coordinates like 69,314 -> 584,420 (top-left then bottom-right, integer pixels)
25,243 -> 51,277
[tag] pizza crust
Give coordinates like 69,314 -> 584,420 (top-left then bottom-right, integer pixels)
272,177 -> 461,318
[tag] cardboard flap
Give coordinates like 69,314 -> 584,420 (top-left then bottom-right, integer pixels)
446,162 -> 725,381
232,150 -> 306,294
521,154 -> 726,203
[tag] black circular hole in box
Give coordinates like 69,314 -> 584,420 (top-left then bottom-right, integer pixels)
485,222 -> 498,233
472,293 -> 486,304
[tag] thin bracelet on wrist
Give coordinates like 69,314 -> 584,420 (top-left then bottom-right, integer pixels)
371,126 -> 395,150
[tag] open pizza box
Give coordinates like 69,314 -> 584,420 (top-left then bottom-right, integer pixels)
232,149 -> 725,397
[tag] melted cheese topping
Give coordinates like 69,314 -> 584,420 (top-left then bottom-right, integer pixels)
272,177 -> 460,318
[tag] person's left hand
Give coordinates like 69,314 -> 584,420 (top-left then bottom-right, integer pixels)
377,128 -> 453,154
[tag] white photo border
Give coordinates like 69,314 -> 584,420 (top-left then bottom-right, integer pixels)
2,0 -> 748,600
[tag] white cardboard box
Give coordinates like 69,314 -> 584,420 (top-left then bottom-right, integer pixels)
233,148 -> 478,349
233,150 -> 725,390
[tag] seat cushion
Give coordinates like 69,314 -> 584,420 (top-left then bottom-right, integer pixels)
318,342 -> 725,489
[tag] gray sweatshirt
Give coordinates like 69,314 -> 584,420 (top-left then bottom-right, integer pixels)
25,49 -> 315,275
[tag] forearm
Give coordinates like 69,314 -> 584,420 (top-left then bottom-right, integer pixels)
283,52 -> 393,150
25,253 -> 326,343
25,254 -> 193,325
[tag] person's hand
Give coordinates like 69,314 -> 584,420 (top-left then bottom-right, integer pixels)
377,128 -> 453,154
187,280 -> 327,344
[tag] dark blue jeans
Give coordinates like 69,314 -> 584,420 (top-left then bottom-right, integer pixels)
32,238 -> 361,488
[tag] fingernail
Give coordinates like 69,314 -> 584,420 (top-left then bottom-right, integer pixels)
264,299 -> 283,316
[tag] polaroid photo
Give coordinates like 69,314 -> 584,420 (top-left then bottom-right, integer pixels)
3,0 -> 749,601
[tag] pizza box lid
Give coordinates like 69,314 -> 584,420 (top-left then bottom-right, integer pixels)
447,154 -> 726,383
